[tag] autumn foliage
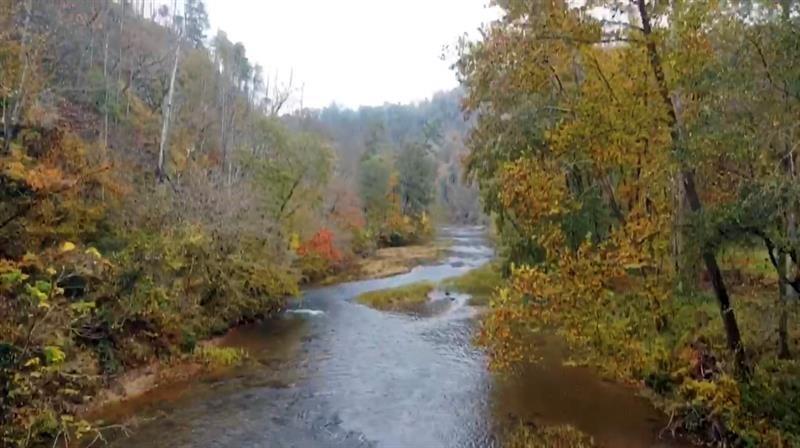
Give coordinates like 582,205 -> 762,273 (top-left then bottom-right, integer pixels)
459,0 -> 800,445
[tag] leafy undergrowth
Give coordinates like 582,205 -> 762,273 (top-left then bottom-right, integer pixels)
480,272 -> 800,446
356,282 -> 435,312
441,262 -> 503,306
505,423 -> 594,448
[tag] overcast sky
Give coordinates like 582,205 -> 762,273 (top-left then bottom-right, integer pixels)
204,0 -> 498,110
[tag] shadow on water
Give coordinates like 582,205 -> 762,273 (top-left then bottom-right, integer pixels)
100,226 -> 689,448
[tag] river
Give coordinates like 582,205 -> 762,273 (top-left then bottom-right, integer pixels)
102,227 -> 687,448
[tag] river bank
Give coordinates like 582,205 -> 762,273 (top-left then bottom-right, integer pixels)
81,227 -> 693,448
80,237 -> 456,425
322,242 -> 449,284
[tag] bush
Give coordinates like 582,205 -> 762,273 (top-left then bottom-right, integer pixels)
296,228 -> 344,282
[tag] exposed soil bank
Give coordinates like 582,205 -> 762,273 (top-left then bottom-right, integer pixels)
81,338 -> 228,422
324,242 -> 447,284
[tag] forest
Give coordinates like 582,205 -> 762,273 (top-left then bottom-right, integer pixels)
461,0 -> 800,445
0,1 -> 479,445
3,0 -> 800,447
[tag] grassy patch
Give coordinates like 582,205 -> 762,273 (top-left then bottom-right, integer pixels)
505,423 -> 594,448
194,346 -> 247,367
442,263 -> 503,306
356,281 -> 435,312
719,245 -> 775,279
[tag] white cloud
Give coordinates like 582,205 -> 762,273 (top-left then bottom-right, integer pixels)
205,0 -> 499,109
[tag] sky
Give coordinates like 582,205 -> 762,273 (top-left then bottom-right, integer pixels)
204,0 -> 499,110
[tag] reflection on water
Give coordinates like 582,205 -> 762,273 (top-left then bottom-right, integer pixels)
102,227 -> 686,448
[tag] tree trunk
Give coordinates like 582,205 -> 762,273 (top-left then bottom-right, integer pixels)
785,154 -> 798,358
116,0 -> 125,106
1,99 -> 8,149
126,65 -> 134,117
778,136 -> 797,360
158,35 -> 181,182
4,0 -> 33,153
672,173 -> 686,285
220,90 -> 227,176
777,0 -> 795,359
635,0 -> 749,377
778,252 -> 791,359
103,28 -> 110,151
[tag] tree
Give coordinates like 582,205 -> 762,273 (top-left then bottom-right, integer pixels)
396,141 -> 435,216
184,0 -> 209,49
158,23 -> 183,182
251,128 -> 333,227
358,154 -> 392,223
1,0 -> 34,153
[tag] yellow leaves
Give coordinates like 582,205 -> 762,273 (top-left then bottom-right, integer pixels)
60,241 -> 76,253
85,247 -> 102,258
70,300 -> 96,314
680,375 -> 741,416
289,232 -> 301,252
23,357 -> 40,370
499,158 -> 575,234
4,160 -> 28,181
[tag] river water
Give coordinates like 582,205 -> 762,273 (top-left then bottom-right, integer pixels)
103,227 -> 687,448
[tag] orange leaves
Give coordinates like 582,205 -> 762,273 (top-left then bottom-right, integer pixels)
296,228 -> 344,282
297,228 -> 342,264
2,148 -> 69,192
25,165 -> 67,191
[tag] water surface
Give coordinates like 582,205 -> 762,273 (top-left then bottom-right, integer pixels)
104,227 -> 685,448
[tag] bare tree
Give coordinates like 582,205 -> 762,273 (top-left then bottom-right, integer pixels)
266,70 -> 294,116
158,29 -> 183,182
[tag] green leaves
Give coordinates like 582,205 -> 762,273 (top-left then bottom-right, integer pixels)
0,268 -> 28,288
396,142 -> 436,217
42,346 -> 65,365
69,300 -> 96,315
24,281 -> 50,307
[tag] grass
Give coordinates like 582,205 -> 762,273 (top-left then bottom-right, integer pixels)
505,423 -> 594,448
719,245 -> 775,279
356,281 -> 435,312
194,346 -> 247,367
441,262 -> 503,306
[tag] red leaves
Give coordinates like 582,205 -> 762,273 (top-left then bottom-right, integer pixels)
297,228 -> 342,263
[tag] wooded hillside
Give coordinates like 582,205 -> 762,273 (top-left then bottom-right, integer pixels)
460,0 -> 800,445
0,1 -> 479,445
